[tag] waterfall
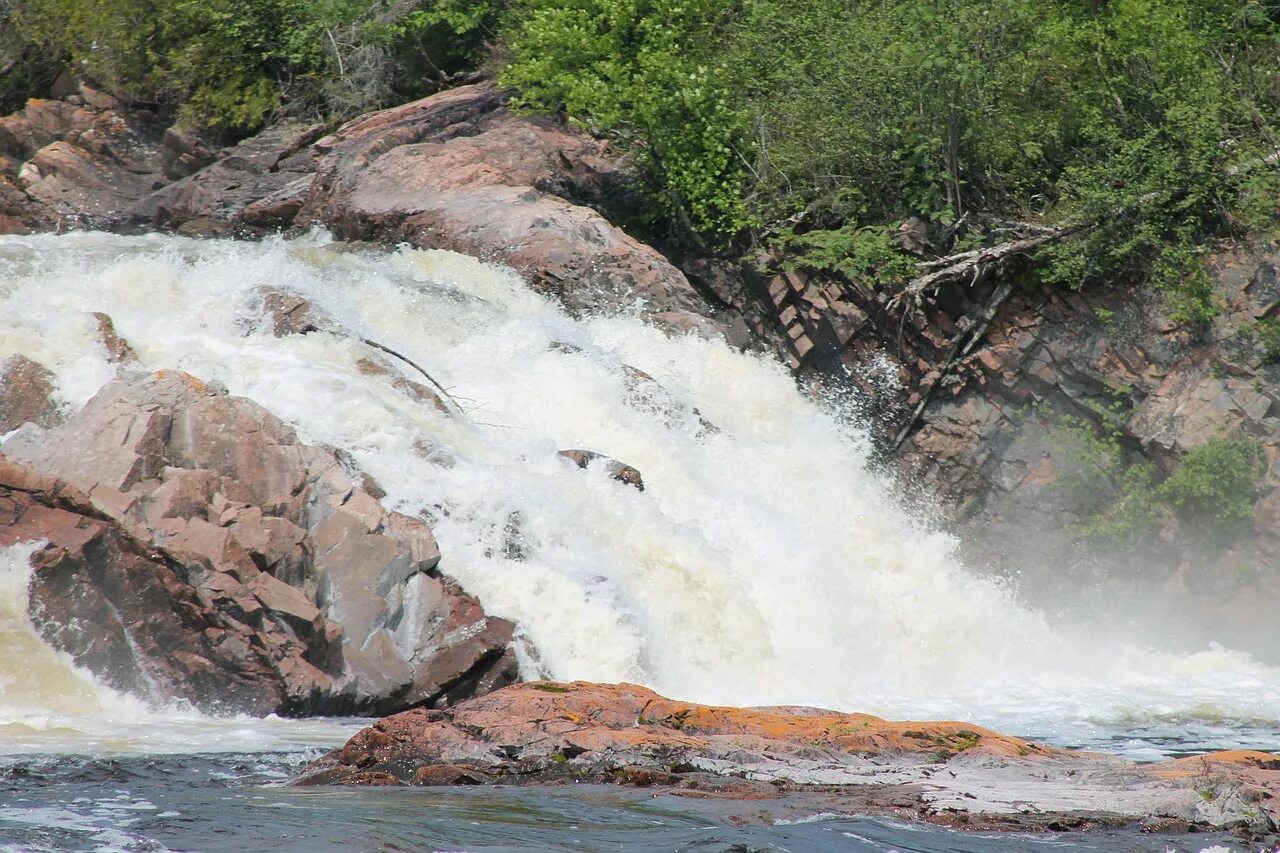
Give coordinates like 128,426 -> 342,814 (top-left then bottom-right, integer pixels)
1,230 -> 1276,746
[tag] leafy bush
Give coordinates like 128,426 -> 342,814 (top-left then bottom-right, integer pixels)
1056,413 -> 1266,543
500,0 -> 1280,301
500,0 -> 749,235
1156,436 -> 1265,532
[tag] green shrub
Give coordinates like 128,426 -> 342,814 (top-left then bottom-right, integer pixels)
500,0 -> 750,235
9,0 -> 504,133
1156,436 -> 1265,532
500,0 -> 1280,304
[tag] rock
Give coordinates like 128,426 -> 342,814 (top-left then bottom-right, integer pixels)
355,356 -> 448,413
0,370 -> 518,715
558,449 -> 645,491
621,364 -> 717,433
143,121 -> 325,231
0,86 -> 166,232
0,355 -> 61,432
298,85 -> 726,333
249,287 -> 341,337
91,312 -> 137,363
295,681 -> 1280,838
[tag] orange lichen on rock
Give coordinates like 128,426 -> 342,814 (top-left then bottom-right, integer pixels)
296,681 -> 1280,841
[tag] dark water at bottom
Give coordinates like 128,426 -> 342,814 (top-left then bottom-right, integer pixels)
0,753 -> 1258,853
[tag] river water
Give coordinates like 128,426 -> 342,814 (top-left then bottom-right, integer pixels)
0,232 -> 1276,851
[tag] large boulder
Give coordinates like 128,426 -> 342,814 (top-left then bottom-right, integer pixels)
295,85 -> 720,331
0,370 -> 518,715
296,681 -> 1280,841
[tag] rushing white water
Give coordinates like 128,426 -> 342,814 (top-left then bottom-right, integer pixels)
0,230 -> 1277,755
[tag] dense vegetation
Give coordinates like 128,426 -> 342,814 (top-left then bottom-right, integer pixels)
3,0 -> 498,130
5,0 -> 1280,317
500,0 -> 1280,325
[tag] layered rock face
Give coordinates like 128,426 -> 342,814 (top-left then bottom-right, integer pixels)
0,370 -> 518,715
724,253 -> 1280,658
298,681 -> 1280,841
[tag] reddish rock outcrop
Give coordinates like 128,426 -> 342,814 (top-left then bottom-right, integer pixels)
0,370 -> 517,715
722,248 -> 1280,662
295,85 -> 723,332
0,79 -> 167,233
298,681 -> 1280,839
0,354 -> 61,432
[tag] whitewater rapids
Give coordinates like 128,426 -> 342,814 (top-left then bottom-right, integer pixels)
0,230 -> 1276,755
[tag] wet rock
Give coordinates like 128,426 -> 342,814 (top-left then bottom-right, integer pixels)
249,287 -> 341,338
296,681 -> 1280,838
355,356 -> 448,414
298,85 -> 728,334
91,312 -> 137,363
558,449 -> 645,491
621,364 -> 718,433
0,355 -> 61,432
0,370 -> 518,715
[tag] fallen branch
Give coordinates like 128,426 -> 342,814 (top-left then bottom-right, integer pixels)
888,225 -> 1083,313
360,337 -> 465,415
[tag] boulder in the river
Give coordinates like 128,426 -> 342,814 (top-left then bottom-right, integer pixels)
558,449 -> 645,491
296,681 -> 1280,839
0,354 -> 61,432
297,85 -> 730,334
0,370 -> 518,715
249,286 -> 342,338
91,312 -> 138,363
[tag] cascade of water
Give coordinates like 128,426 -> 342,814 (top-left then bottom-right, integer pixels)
0,231 -> 1276,749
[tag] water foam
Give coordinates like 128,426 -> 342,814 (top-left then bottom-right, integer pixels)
0,231 -> 1276,751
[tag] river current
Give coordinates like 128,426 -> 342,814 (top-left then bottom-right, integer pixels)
0,232 -> 1276,851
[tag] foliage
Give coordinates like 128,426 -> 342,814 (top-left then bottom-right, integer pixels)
778,226 -> 916,286
1156,436 -> 1265,531
500,0 -> 749,234
8,0 -> 504,133
1054,406 -> 1264,543
500,0 -> 1280,303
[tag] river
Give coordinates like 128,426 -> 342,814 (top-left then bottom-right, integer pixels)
0,232 -> 1276,851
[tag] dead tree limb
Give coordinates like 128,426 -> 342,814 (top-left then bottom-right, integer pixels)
360,337 -> 465,415
888,224 -> 1084,313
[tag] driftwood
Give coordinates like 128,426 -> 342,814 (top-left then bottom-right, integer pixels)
887,224 -> 1084,313
360,337 -> 464,415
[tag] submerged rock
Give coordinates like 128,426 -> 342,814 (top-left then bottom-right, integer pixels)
558,449 -> 645,491
0,370 -> 517,715
297,681 -> 1280,840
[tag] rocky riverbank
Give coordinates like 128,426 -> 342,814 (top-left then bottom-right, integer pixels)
2,72 -> 1279,845
297,681 -> 1280,844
